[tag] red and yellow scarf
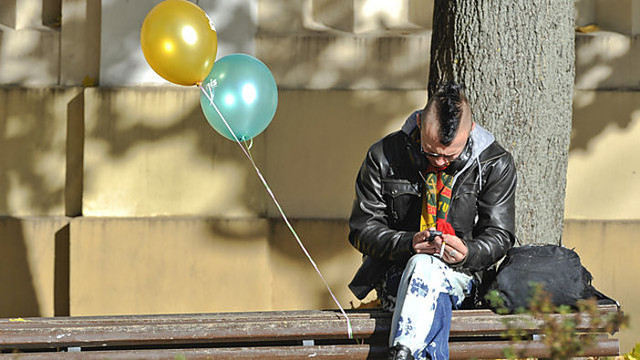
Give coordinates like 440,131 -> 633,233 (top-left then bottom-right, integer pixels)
420,169 -> 456,235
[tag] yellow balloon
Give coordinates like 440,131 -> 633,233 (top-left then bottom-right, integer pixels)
141,0 -> 218,86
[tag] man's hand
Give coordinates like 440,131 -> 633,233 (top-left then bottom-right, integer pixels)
412,230 -> 439,254
413,228 -> 468,264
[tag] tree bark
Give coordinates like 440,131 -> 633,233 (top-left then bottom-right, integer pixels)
428,1 -> 575,244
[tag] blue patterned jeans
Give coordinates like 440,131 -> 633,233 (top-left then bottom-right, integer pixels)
379,254 -> 474,360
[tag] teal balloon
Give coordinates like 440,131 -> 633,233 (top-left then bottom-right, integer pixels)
200,54 -> 278,141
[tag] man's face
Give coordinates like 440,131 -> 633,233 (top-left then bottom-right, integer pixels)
418,105 -> 474,170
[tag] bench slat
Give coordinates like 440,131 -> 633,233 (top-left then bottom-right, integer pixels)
0,305 -> 620,349
0,338 -> 620,360
0,304 -> 619,326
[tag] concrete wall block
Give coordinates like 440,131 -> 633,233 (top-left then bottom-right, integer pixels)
257,0 -> 305,33
352,0 -> 419,33
0,216 -> 70,318
14,0 -> 54,30
257,33 -> 431,90
563,219 -> 640,353
595,0 -> 633,34
0,0 -> 62,84
67,217 -> 364,315
589,0 -> 640,35
81,88 -> 429,219
635,0 -> 640,34
309,0 -> 431,33
60,0 -> 101,86
567,90 -> 640,220
575,32 -> 640,90
68,217 -> 272,315
268,219 -> 363,310
265,90 -> 427,219
312,0 -> 355,32
82,88 -> 267,217
0,0 -> 17,29
0,29 -> 60,86
575,0 -> 596,27
408,0 -> 433,30
0,88 -> 83,216
258,0 -> 432,34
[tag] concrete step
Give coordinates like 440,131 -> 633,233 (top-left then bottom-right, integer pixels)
257,0 -> 433,34
256,32 -> 432,90
574,0 -> 640,35
0,29 -> 60,86
576,32 -> 640,90
258,30 -> 640,91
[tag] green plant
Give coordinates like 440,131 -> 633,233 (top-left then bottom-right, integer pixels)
623,343 -> 640,360
486,284 -> 629,360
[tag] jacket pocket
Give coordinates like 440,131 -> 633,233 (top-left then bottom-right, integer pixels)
451,182 -> 478,234
452,183 -> 478,202
382,179 -> 421,230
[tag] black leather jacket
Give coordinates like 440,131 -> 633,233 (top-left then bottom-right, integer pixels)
348,117 -> 517,300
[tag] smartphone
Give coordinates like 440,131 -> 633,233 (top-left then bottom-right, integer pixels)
426,230 -> 443,242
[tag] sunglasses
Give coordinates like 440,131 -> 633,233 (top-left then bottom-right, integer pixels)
420,136 -> 470,163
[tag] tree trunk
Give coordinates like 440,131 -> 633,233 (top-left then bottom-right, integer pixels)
428,1 -> 574,245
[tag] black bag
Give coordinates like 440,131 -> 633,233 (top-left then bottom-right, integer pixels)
490,244 -> 612,312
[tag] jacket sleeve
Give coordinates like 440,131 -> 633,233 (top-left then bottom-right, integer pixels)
348,145 -> 415,262
458,152 -> 517,272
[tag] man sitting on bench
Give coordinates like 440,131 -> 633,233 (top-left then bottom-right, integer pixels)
347,82 -> 517,360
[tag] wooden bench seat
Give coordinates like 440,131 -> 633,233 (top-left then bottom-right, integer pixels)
0,304 -> 621,359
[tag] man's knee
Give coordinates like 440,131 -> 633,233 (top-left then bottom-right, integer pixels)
406,254 -> 443,276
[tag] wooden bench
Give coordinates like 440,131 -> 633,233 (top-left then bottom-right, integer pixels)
0,304 -> 621,359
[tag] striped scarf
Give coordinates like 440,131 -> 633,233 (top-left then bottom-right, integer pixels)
420,170 -> 455,235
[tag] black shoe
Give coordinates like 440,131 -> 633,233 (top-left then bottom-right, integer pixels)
388,344 -> 415,360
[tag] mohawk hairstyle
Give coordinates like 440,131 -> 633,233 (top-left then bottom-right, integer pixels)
423,82 -> 469,145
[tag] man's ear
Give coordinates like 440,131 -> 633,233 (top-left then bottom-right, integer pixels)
471,121 -> 476,131
416,111 -> 421,128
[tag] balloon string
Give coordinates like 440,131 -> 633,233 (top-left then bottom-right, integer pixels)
198,85 -> 353,339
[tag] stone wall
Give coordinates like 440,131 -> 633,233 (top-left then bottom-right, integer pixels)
0,0 -> 638,352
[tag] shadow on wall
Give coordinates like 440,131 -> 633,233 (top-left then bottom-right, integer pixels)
267,219 -> 362,310
256,1 -> 433,90
204,1 -> 256,55
0,0 -> 428,217
572,90 -> 639,151
0,2 -> 61,85
571,33 -> 640,152
82,88 -> 265,217
0,88 -> 76,216
54,223 -> 70,316
0,218 -> 70,317
0,217 -> 39,317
